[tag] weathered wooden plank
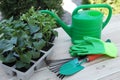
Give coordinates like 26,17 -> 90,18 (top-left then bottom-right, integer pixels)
98,71 -> 120,80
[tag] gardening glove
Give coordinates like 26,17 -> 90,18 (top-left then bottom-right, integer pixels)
69,36 -> 118,57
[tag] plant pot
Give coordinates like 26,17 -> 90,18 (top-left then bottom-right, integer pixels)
1,43 -> 54,80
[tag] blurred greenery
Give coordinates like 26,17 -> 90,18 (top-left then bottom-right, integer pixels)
82,0 -> 120,15
0,0 -> 63,19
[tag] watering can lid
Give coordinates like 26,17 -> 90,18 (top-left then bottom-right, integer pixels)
73,10 -> 103,20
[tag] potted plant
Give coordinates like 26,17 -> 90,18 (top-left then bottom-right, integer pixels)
0,7 -> 58,80
0,17 -> 18,67
20,7 -> 58,51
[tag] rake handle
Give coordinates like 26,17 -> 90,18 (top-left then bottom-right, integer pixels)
87,54 -> 103,62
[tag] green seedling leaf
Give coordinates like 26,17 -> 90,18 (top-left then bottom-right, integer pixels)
20,53 -> 32,63
32,51 -> 40,59
0,33 -> 4,38
0,54 -> 4,61
16,60 -> 31,69
0,40 -> 8,49
17,37 -> 26,48
4,53 -> 16,63
15,61 -> 26,68
3,43 -> 14,52
28,50 -> 40,59
10,37 -> 17,44
33,39 -> 46,50
33,32 -> 42,39
29,25 -> 40,34
0,39 -> 15,52
53,30 -> 58,37
7,16 -> 13,23
14,21 -> 26,28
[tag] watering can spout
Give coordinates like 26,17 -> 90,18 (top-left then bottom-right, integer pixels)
40,10 -> 71,37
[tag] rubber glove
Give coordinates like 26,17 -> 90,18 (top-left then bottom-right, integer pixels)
69,36 -> 117,57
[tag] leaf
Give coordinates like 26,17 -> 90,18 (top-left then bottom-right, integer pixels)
7,16 -> 13,23
0,40 -> 8,49
33,32 -> 42,39
33,39 -> 46,50
14,21 -> 26,28
32,52 -> 40,59
17,37 -> 26,48
0,39 -> 15,52
53,30 -> 58,37
15,61 -> 26,68
25,41 -> 32,49
20,31 -> 29,39
16,53 -> 32,68
4,53 -> 16,63
28,51 -> 40,59
29,25 -> 40,34
3,43 -> 14,52
0,33 -> 4,38
9,37 -> 17,44
20,53 -> 32,63
0,54 -> 4,61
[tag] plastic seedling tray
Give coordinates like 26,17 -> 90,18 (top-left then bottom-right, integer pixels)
0,43 -> 54,80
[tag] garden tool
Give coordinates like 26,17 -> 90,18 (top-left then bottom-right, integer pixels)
40,4 -> 112,43
70,36 -> 118,57
59,54 -> 103,76
46,56 -> 86,73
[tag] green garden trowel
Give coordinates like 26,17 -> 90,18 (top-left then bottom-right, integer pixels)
59,54 -> 103,76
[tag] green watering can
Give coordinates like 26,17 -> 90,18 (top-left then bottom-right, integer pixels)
40,4 -> 112,43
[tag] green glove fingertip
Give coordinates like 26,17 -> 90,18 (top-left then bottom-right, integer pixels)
103,42 -> 118,57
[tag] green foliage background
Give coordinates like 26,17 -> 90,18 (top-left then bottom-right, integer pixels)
0,0 -> 63,19
82,0 -> 120,15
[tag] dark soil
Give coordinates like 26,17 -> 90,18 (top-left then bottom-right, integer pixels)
49,33 -> 55,43
42,43 -> 53,51
2,61 -> 16,67
15,62 -> 34,72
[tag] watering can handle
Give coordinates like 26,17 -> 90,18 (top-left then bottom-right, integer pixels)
72,4 -> 112,29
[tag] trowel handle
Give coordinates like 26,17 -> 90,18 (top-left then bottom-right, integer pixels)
87,54 -> 103,62
72,4 -> 112,29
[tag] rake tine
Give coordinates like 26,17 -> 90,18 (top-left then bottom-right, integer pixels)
60,75 -> 65,80
49,59 -> 71,67
49,68 -> 59,73
49,64 -> 60,68
57,73 -> 61,76
45,57 -> 74,65
47,63 -> 61,73
57,73 -> 65,80
48,61 -> 70,73
48,66 -> 60,73
49,63 -> 63,68
59,75 -> 65,79
57,73 -> 63,78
